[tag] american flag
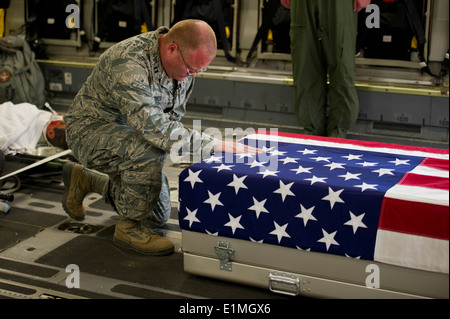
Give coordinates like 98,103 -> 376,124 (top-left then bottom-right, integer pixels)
178,131 -> 449,274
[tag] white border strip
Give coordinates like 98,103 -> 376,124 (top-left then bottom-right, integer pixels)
246,134 -> 450,161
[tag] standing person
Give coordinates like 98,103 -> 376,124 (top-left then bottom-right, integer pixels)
62,19 -> 259,256
281,0 -> 371,138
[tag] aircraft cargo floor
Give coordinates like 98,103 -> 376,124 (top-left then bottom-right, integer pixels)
0,154 -> 290,300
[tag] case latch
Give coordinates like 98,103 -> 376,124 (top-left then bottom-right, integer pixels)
269,272 -> 301,296
215,241 -> 234,272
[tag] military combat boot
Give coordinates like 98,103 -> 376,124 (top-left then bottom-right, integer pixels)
113,219 -> 175,256
62,162 -> 110,221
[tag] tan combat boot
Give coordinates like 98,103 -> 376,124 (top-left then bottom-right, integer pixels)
113,219 -> 175,256
62,162 -> 109,221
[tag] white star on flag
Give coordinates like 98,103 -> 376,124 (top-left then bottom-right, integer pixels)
184,169 -> 203,188
273,181 -> 295,202
337,172 -> 361,181
345,254 -> 361,259
183,208 -> 200,228
279,157 -> 299,165
304,175 -> 328,185
203,155 -> 223,164
296,246 -> 311,252
354,182 -> 378,192
269,221 -> 291,243
297,148 -> 317,155
290,165 -> 313,175
245,160 -> 268,169
324,162 -> 346,170
389,158 -> 411,166
227,174 -> 248,194
357,161 -> 379,167
224,214 -> 245,234
317,229 -> 339,251
342,154 -> 363,161
344,211 -> 368,234
213,164 -> 234,172
322,187 -> 345,209
295,204 -> 317,226
372,168 -> 395,177
248,197 -> 269,218
257,169 -> 280,178
269,149 -> 287,156
311,156 -> 332,163
203,191 -> 224,212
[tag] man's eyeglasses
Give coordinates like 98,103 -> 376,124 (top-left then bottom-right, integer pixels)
176,43 -> 208,76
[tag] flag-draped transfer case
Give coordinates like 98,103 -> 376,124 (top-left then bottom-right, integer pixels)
178,131 -> 449,299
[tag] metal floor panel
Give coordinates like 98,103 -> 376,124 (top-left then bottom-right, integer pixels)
0,157 -> 289,300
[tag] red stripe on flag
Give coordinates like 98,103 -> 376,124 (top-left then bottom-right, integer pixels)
421,158 -> 450,171
254,130 -> 450,155
379,198 -> 449,240
400,173 -> 449,190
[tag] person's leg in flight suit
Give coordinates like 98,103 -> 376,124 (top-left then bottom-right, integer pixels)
290,0 -> 359,138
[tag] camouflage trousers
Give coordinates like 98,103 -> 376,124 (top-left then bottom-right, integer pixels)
66,121 -> 171,227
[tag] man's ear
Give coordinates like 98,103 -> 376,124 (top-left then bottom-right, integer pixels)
167,42 -> 178,57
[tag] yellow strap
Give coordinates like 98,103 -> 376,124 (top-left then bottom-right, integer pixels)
141,22 -> 148,33
0,9 -> 5,38
411,36 -> 418,49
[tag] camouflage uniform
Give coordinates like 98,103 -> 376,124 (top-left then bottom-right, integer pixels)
64,27 -> 216,226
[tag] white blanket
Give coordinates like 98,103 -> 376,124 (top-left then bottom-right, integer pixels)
0,102 -> 57,155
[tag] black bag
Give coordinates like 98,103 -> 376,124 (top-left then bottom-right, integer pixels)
270,3 -> 291,54
0,0 -> 9,8
360,0 -> 415,61
358,0 -> 428,62
247,0 -> 291,61
172,0 -> 236,62
358,0 -> 434,75
93,0 -> 153,48
0,36 -> 47,107
26,0 -> 79,40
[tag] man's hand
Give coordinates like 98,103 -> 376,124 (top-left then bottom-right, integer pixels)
280,0 -> 290,9
354,0 -> 371,12
214,140 -> 263,155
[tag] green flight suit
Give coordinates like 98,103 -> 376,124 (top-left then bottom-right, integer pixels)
289,0 -> 359,138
